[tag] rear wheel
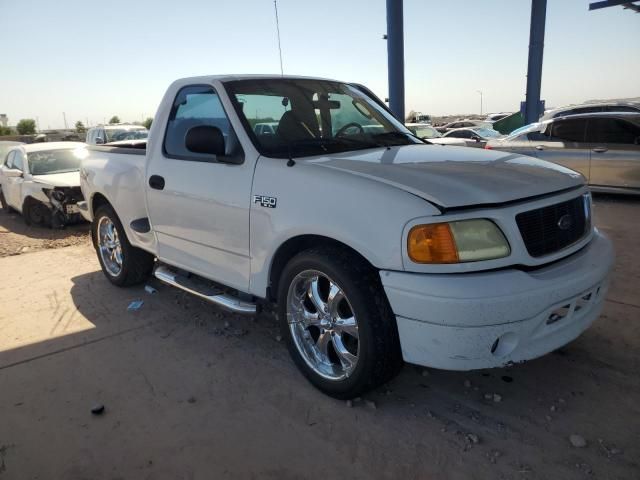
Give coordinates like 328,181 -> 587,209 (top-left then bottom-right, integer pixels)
277,247 -> 402,399
93,204 -> 154,286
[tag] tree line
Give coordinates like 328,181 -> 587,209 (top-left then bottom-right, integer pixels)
0,116 -> 153,136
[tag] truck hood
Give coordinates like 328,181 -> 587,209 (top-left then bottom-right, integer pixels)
32,171 -> 81,187
306,144 -> 584,209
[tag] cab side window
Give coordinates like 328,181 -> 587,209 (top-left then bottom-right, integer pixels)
588,118 -> 640,145
163,85 -> 241,162
550,119 -> 587,142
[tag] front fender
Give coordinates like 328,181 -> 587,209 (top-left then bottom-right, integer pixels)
248,157 -> 440,297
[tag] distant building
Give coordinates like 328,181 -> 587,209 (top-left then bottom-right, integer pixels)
0,114 -> 7,127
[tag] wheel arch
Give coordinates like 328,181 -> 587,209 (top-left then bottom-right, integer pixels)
91,192 -> 112,216
267,234 -> 376,302
21,194 -> 36,211
22,194 -> 49,213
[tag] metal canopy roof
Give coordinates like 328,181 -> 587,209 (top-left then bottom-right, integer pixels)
589,1 -> 640,13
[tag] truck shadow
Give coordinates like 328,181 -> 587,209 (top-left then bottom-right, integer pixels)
1,268 -> 638,478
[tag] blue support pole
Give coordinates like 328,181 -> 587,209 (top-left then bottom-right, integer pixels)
524,0 -> 547,124
386,0 -> 405,121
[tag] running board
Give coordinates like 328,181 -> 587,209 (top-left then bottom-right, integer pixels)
154,265 -> 257,315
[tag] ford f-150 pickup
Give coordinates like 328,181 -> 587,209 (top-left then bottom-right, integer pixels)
79,75 -> 614,399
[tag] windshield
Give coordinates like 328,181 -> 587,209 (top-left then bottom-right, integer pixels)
106,128 -> 148,142
411,125 -> 441,139
225,79 -> 422,158
473,128 -> 502,138
27,147 -> 87,175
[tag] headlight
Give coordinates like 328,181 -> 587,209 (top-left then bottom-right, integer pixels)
408,219 -> 510,264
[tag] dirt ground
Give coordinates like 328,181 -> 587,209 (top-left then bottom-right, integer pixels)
0,211 -> 89,258
0,195 -> 638,480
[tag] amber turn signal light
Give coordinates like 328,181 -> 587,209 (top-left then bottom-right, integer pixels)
407,223 -> 459,263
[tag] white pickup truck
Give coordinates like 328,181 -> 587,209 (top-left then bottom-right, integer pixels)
79,75 -> 614,399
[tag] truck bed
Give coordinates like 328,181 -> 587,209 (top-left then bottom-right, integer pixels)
82,140 -> 153,252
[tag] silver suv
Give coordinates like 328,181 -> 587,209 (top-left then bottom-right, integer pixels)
540,102 -> 640,121
485,112 -> 640,194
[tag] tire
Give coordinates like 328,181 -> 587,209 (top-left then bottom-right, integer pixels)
92,204 -> 154,286
23,199 -> 52,227
277,247 -> 403,399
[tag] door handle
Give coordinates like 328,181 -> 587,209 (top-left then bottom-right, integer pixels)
535,145 -> 544,151
148,175 -> 165,190
593,147 -> 608,153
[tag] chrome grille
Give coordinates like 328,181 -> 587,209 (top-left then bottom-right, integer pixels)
516,194 -> 590,257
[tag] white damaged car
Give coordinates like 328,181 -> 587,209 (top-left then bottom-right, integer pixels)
0,142 -> 87,228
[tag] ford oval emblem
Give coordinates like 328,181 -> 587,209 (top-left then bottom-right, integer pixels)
557,214 -> 573,230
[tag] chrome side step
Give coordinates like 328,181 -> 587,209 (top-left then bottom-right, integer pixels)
154,265 -> 257,315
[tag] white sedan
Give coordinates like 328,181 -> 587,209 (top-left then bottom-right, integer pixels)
0,142 -> 88,228
405,123 -> 468,146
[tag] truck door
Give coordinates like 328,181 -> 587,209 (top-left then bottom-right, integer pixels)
586,117 -> 640,190
145,84 -> 253,292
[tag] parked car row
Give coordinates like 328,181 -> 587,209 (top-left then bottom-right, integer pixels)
85,124 -> 148,145
484,112 -> 512,123
442,126 -> 503,148
405,123 -> 467,146
436,119 -> 493,134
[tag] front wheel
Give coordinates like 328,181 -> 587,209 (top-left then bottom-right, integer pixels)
277,248 -> 402,399
93,205 -> 154,286
23,199 -> 52,227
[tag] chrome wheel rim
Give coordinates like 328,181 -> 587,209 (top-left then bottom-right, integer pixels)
287,270 -> 359,381
97,216 -> 123,277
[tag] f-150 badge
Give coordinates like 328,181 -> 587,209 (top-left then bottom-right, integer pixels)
253,195 -> 277,208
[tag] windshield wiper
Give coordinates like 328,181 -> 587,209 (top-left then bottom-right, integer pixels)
288,137 -> 380,152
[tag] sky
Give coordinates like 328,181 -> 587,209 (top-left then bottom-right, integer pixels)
0,0 -> 638,129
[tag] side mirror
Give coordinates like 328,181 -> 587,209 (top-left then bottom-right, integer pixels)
3,169 -> 22,178
185,125 -> 225,156
95,137 -> 105,145
471,135 -> 481,142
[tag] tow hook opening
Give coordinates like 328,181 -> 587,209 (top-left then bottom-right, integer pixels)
490,332 -> 519,357
547,304 -> 571,325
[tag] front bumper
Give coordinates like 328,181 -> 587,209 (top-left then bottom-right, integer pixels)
380,230 -> 614,370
